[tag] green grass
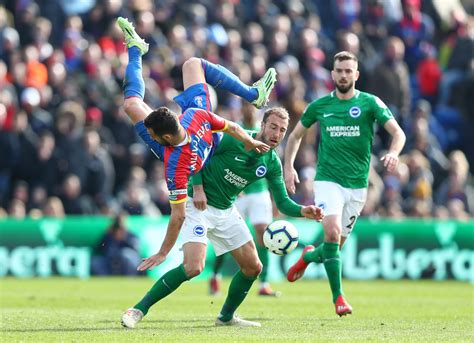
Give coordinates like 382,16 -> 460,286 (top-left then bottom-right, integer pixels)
1,278 -> 473,342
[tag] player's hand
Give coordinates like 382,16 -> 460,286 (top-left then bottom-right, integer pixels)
380,152 -> 399,173
137,252 -> 166,271
246,138 -> 270,153
192,185 -> 207,211
284,166 -> 300,194
301,205 -> 324,222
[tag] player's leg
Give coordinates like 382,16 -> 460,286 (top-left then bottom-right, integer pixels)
122,242 -> 206,328
216,240 -> 262,327
208,206 -> 260,326
116,17 -> 152,124
209,253 -> 225,295
198,58 -> 276,108
287,181 -> 344,282
122,200 -> 208,328
236,192 -> 277,295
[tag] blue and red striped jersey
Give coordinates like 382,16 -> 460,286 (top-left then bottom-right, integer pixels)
135,108 -> 226,203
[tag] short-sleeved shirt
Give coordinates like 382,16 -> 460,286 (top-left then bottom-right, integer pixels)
135,83 -> 227,203
301,90 -> 393,189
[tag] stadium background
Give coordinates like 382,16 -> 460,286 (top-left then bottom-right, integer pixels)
0,0 -> 473,281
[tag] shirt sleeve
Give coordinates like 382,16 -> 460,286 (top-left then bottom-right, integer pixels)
300,101 -> 319,128
266,154 -> 303,217
372,95 -> 394,125
167,173 -> 188,204
206,111 -> 228,132
134,121 -> 164,160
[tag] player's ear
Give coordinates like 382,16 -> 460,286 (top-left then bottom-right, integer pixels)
161,133 -> 174,144
355,70 -> 360,81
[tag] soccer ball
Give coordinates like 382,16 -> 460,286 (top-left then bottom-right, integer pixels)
263,220 -> 299,256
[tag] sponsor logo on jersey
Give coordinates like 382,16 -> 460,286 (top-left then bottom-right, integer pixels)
349,106 -> 361,118
256,165 -> 267,177
323,113 -> 335,118
193,225 -> 205,237
190,122 -> 211,172
167,177 -> 175,185
234,156 -> 246,162
193,95 -> 204,108
224,169 -> 248,188
326,125 -> 360,137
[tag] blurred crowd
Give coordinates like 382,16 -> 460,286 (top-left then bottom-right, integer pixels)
0,0 -> 473,220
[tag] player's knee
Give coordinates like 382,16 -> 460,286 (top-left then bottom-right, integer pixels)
325,228 -> 341,243
242,260 -> 262,278
182,57 -> 202,74
123,97 -> 139,115
183,263 -> 204,279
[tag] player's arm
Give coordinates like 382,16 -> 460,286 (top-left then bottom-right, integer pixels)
222,120 -> 270,153
268,160 -> 324,221
283,122 -> 309,194
380,118 -> 406,172
191,171 -> 207,211
137,201 -> 186,271
123,96 -> 153,124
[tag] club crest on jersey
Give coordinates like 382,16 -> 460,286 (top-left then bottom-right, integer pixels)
256,165 -> 267,177
193,95 -> 204,108
349,106 -> 361,118
193,225 -> 205,237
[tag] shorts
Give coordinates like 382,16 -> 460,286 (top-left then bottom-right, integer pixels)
173,83 -> 212,112
313,181 -> 367,237
181,198 -> 253,256
235,191 -> 272,225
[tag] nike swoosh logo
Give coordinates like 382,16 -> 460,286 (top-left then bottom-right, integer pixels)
323,113 -> 335,117
234,157 -> 246,162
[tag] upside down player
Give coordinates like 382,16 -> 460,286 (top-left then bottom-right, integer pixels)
284,51 -> 406,316
116,17 -> 277,327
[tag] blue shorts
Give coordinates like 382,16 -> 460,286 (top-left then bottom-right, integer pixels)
173,83 -> 212,113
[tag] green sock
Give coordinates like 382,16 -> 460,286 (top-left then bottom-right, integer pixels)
322,242 -> 343,303
213,254 -> 226,274
134,264 -> 189,315
303,244 -> 324,264
256,244 -> 269,283
218,270 -> 257,322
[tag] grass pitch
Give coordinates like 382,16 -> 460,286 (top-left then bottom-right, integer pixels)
1,277 -> 472,342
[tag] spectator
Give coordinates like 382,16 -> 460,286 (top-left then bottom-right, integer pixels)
91,213 -> 142,276
369,36 -> 411,126
435,150 -> 474,215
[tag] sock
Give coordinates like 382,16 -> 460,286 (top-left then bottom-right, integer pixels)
303,244 -> 324,264
134,264 -> 189,315
218,270 -> 257,322
213,254 -> 226,275
124,46 -> 145,99
256,243 -> 269,283
322,242 -> 343,303
200,59 -> 258,102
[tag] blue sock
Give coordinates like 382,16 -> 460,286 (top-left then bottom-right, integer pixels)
124,47 -> 145,99
201,59 -> 258,103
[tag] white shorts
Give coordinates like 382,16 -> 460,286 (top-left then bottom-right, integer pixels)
181,198 -> 253,256
235,191 -> 272,225
314,181 -> 367,237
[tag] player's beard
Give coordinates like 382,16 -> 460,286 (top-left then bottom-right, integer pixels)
335,80 -> 353,94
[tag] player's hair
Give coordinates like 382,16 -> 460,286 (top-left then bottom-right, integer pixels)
333,51 -> 358,66
262,107 -> 289,123
144,107 -> 180,136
